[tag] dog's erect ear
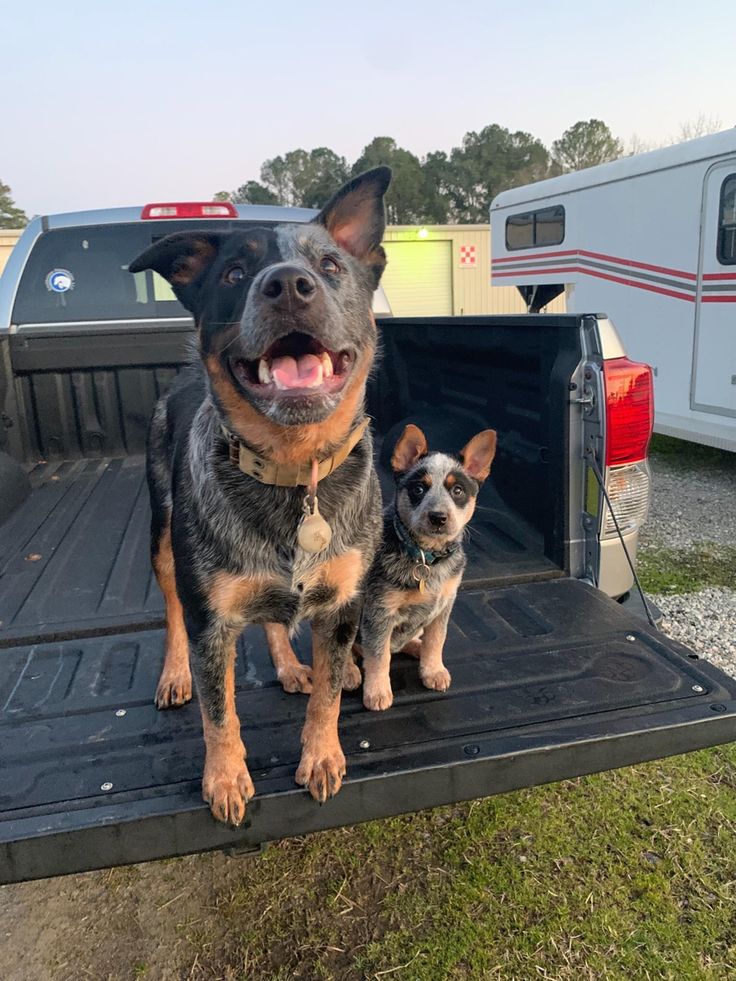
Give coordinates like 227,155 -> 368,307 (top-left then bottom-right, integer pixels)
128,232 -> 225,313
459,430 -> 497,483
391,424 -> 428,474
314,167 -> 391,286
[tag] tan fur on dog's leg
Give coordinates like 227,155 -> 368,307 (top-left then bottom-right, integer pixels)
264,622 -> 312,694
201,645 -> 255,826
419,605 -> 453,692
362,635 -> 394,711
341,651 -> 362,691
152,523 -> 192,709
296,629 -> 346,802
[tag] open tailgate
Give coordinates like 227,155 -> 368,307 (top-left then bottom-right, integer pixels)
2,576 -> 735,884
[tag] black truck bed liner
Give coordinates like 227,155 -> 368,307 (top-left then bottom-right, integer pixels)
0,456 -> 559,648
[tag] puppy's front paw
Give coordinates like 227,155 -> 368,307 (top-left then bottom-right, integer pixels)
421,666 -> 452,692
295,740 -> 346,803
202,754 -> 255,826
154,666 -> 193,709
277,661 -> 313,695
363,681 -> 394,711
342,658 -> 362,691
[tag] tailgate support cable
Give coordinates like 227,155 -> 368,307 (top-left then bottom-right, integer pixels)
585,449 -> 658,629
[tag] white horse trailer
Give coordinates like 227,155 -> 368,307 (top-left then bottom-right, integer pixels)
490,131 -> 736,451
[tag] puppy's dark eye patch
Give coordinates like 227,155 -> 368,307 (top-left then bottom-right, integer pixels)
445,470 -> 477,503
406,481 -> 428,506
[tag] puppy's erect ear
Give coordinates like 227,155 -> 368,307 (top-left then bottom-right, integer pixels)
391,424 -> 428,474
128,232 -> 225,314
459,430 -> 497,483
314,167 -> 391,287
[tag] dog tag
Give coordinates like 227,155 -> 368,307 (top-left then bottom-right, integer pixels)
412,562 -> 429,594
298,495 -> 332,553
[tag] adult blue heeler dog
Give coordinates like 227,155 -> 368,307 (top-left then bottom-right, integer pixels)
128,168 -> 391,825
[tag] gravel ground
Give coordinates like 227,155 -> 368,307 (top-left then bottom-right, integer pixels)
642,452 -> 736,548
643,449 -> 736,676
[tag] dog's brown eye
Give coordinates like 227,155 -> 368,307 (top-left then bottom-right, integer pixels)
451,485 -> 465,499
224,266 -> 245,285
320,256 -> 340,275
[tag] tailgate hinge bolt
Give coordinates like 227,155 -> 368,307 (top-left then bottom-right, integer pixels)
115,709 -> 126,717
463,744 -> 480,757
359,739 -> 370,750
692,685 -> 705,693
100,782 -> 113,791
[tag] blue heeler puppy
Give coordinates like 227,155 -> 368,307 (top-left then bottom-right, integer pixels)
360,424 -> 497,711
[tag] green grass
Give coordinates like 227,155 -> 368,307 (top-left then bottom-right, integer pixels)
638,543 -> 736,594
181,746 -> 736,980
650,434 -> 736,472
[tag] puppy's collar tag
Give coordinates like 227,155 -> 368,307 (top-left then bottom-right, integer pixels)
412,552 -> 431,594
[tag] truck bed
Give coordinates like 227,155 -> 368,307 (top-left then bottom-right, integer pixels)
0,454 -> 561,648
2,457 -> 736,883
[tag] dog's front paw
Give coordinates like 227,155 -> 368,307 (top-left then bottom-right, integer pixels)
202,754 -> 255,826
295,740 -> 346,803
154,666 -> 193,709
277,661 -> 313,695
342,658 -> 363,691
363,681 -> 394,711
421,666 -> 452,692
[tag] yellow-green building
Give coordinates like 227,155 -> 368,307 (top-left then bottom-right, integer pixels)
382,224 -> 565,316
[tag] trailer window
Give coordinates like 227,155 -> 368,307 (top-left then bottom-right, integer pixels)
505,206 -> 564,250
718,175 -> 736,265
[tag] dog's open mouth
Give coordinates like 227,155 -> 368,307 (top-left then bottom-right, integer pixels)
230,332 -> 353,398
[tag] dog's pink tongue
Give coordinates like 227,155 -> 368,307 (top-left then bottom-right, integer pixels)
271,353 -> 323,389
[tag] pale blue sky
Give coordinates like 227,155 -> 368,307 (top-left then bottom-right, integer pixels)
4,0 -> 733,215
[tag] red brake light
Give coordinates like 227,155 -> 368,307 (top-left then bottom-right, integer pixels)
141,202 -> 237,219
604,357 -> 654,466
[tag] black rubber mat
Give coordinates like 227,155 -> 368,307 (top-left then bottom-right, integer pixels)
0,456 -> 559,646
2,579 -> 735,882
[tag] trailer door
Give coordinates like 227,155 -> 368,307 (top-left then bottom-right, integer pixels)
692,161 -> 736,415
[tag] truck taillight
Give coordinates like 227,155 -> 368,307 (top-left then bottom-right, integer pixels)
600,357 -> 654,539
141,202 -> 237,219
603,357 -> 654,466
602,461 -> 650,536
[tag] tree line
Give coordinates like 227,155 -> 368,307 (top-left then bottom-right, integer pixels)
213,120 -> 623,224
0,115 -> 724,229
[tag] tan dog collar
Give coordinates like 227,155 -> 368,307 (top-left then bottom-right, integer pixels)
220,417 -> 370,487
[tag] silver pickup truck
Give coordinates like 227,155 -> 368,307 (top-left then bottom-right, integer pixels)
1,201 -> 734,884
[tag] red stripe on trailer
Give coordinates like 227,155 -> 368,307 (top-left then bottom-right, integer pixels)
703,271 -> 736,281
702,294 -> 736,302
493,265 -> 696,302
494,248 -> 695,281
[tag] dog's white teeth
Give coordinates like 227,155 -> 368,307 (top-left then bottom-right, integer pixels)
258,359 -> 272,385
321,352 -> 334,379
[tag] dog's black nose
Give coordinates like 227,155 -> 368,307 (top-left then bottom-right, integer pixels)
428,511 -> 448,529
260,265 -> 317,307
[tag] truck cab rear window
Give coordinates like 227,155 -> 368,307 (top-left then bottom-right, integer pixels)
718,175 -> 736,265
506,206 -> 565,250
11,220 -> 255,327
